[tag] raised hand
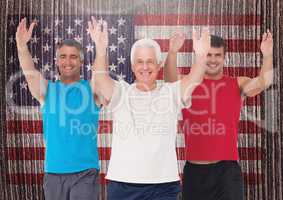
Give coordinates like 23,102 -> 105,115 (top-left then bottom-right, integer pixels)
16,18 -> 36,48
88,17 -> 108,56
192,27 -> 211,56
169,31 -> 186,53
260,30 -> 273,57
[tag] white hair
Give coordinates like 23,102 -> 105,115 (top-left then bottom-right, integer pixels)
130,38 -> 162,64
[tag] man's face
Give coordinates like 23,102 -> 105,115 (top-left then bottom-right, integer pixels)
56,45 -> 82,80
205,47 -> 225,76
131,47 -> 161,89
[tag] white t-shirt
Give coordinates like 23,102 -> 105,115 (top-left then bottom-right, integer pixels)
105,80 -> 190,183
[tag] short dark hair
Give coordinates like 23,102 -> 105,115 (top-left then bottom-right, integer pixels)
56,39 -> 84,60
211,35 -> 226,53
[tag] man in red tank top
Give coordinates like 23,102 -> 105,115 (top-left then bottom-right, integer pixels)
165,31 -> 273,200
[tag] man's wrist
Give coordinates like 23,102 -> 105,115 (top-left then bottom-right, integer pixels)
168,49 -> 178,55
95,47 -> 107,57
194,53 -> 207,59
17,44 -> 28,52
262,54 -> 273,59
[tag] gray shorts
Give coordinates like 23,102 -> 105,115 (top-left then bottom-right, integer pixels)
43,168 -> 100,200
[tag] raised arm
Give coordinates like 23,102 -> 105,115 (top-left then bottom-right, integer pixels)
180,28 -> 210,104
16,18 -> 47,105
88,17 -> 114,102
238,30 -> 273,97
164,32 -> 186,82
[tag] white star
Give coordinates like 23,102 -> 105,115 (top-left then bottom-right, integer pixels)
31,35 -> 39,44
9,74 -> 17,81
20,82 -> 28,90
86,27 -> 91,35
66,26 -> 74,35
55,19 -> 63,26
118,17 -> 126,26
109,63 -> 117,71
117,55 -> 126,64
43,43 -> 51,52
43,63 -> 52,72
8,91 -> 13,99
43,27 -> 51,35
54,36 -> 62,44
9,56 -> 15,64
109,44 -> 117,52
86,43 -> 94,53
9,19 -> 15,26
74,19 -> 83,26
32,56 -> 39,64
117,72 -> 126,80
54,74 -> 60,81
86,63 -> 92,71
74,35 -> 83,43
9,36 -> 14,44
109,26 -> 117,35
118,35 -> 126,44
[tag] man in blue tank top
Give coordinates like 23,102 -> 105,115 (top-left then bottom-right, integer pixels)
16,18 -> 101,200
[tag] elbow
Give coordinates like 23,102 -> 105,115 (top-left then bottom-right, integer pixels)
261,70 -> 273,89
264,79 -> 273,89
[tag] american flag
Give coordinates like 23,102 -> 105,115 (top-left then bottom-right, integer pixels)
5,11 -> 263,199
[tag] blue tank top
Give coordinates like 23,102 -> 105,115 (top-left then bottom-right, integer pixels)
41,80 -> 100,173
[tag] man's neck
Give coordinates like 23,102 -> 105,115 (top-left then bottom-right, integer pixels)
135,82 -> 157,91
204,73 -> 224,80
60,76 -> 80,84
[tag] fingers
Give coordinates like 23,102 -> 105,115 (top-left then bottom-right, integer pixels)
88,21 -> 94,32
91,16 -> 98,27
88,16 -> 96,33
193,27 -> 210,41
171,31 -> 185,40
88,16 -> 109,44
175,30 -> 185,37
17,18 -> 26,32
17,18 -> 36,33
262,29 -> 273,42
262,31 -> 267,41
266,29 -> 273,40
16,18 -> 28,39
88,16 -> 99,34
201,27 -> 210,38
192,28 -> 197,41
28,21 -> 36,36
96,22 -> 102,33
178,31 -> 185,40
102,20 -> 108,35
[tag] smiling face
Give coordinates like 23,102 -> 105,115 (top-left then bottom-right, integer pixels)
205,46 -> 225,79
56,45 -> 83,83
131,47 -> 161,91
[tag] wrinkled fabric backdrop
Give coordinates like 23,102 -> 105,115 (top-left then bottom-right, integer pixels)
0,0 -> 282,200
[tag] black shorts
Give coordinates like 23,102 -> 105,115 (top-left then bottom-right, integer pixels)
182,161 -> 244,200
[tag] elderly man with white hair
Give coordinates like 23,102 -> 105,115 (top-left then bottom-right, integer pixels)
88,17 -> 211,200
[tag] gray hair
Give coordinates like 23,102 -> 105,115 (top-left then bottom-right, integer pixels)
130,38 -> 162,64
56,39 -> 84,61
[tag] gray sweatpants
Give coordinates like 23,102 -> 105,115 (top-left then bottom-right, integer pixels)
43,168 -> 100,200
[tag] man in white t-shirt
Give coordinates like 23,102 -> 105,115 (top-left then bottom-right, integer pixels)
88,17 -> 211,200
